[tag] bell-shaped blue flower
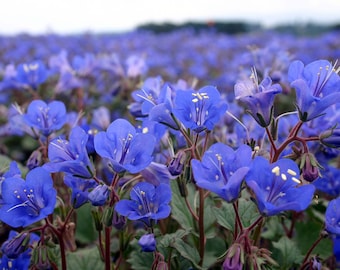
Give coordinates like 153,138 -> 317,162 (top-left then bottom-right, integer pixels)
43,126 -> 94,178
64,174 -> 97,208
288,59 -> 340,121
245,157 -> 315,216
325,197 -> 340,235
234,70 -> 282,127
173,86 -> 228,133
191,143 -> 252,202
16,61 -> 49,90
23,99 -> 67,136
138,233 -> 156,252
88,184 -> 109,206
0,167 -> 57,228
94,119 -> 156,174
115,182 -> 171,226
0,230 -> 39,270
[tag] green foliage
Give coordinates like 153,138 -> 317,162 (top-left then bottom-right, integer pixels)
272,236 -> 304,268
75,203 -> 97,244
66,246 -> 104,270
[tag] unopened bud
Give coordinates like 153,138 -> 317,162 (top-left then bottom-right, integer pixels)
300,153 -> 321,182
223,244 -> 243,270
112,211 -> 126,230
88,184 -> 109,206
168,150 -> 187,176
32,245 -> 52,270
1,232 -> 30,259
138,234 -> 156,252
320,128 -> 340,148
27,150 -> 42,170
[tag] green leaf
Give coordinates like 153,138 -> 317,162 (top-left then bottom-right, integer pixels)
212,198 -> 259,232
172,238 -> 201,269
66,246 -> 104,270
170,181 -> 196,232
261,216 -> 286,240
202,237 -> 227,269
203,195 -> 217,239
126,238 -> 154,270
212,200 -> 235,231
75,203 -> 97,244
158,229 -> 189,248
237,198 -> 260,227
272,236 -> 303,268
295,220 -> 332,259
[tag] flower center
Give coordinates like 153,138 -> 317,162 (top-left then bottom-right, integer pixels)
7,188 -> 44,216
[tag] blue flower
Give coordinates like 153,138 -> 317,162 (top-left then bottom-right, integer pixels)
115,182 -> 171,225
313,165 -> 340,197
88,184 -> 109,206
234,70 -> 282,127
140,162 -> 175,186
325,197 -> 340,235
43,126 -> 94,178
16,61 -> 49,90
138,234 -> 156,252
94,119 -> 156,174
64,174 -> 97,208
245,157 -> 315,216
191,143 -> 252,202
288,59 -> 340,121
0,167 -> 57,228
0,230 -> 39,270
23,99 -> 67,136
173,86 -> 228,133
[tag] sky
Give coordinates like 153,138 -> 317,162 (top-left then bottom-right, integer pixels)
0,0 -> 339,35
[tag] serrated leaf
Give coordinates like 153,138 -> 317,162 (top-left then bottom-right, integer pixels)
272,236 -> 303,268
261,216 -> 285,240
126,249 -> 154,270
212,198 -> 259,232
159,229 -> 189,248
125,237 -> 155,270
212,200 -> 235,231
172,238 -> 201,269
237,198 -> 260,227
66,246 -> 104,270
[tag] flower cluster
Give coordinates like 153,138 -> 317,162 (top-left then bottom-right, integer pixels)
0,28 -> 339,270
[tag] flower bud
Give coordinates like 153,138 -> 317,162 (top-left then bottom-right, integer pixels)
300,153 -> 321,182
138,234 -> 156,252
26,150 -> 42,170
112,211 -> 126,230
88,184 -> 109,206
320,128 -> 340,148
1,232 -> 30,259
168,150 -> 187,176
223,244 -> 243,270
32,245 -> 52,270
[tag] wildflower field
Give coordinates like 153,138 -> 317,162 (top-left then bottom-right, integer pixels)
0,27 -> 340,269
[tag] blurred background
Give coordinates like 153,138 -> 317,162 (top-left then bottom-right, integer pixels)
0,0 -> 339,35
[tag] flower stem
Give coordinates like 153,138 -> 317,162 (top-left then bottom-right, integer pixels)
300,233 -> 324,268
105,226 -> 112,270
198,187 -> 206,267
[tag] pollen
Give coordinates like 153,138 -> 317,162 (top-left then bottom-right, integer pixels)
281,173 -> 287,181
142,127 -> 149,134
271,166 -> 280,176
292,177 -> 301,184
287,169 -> 297,176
